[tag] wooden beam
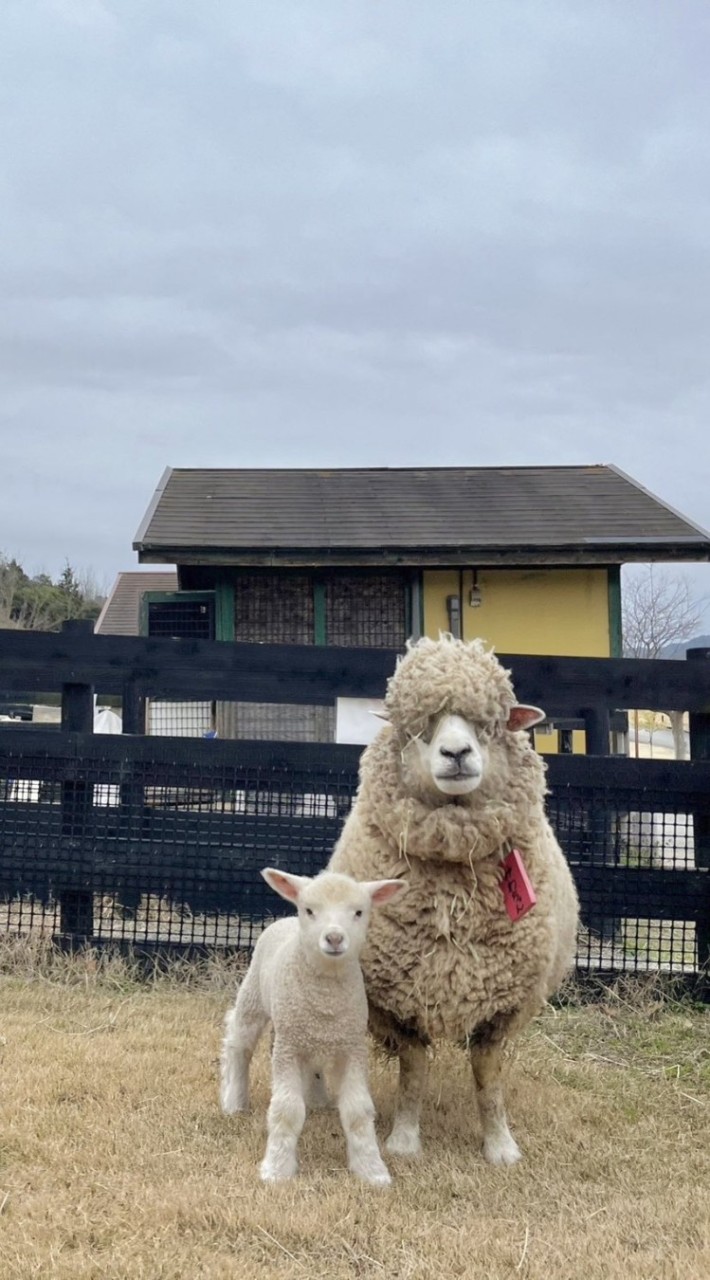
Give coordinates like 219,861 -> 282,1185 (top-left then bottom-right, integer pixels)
2,629 -> 710,712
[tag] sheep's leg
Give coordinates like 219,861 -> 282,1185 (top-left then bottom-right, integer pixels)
261,1047 -> 306,1182
385,1040 -> 428,1158
332,1053 -> 390,1187
469,1041 -> 521,1166
220,983 -> 268,1114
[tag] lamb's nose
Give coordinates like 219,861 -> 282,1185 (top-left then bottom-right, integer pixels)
440,746 -> 471,763
325,930 -> 345,949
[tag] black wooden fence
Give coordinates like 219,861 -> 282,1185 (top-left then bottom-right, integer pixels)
1,625 -> 709,992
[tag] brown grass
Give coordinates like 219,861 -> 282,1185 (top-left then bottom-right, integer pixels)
1,944 -> 709,1280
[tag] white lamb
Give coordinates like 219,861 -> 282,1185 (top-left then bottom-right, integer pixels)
220,867 -> 408,1185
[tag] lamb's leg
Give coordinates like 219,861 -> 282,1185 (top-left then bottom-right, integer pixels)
332,1052 -> 390,1187
385,1040 -> 428,1158
261,1046 -> 306,1182
469,1040 -> 521,1166
219,979 -> 268,1114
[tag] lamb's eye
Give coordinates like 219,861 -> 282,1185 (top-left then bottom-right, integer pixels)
305,908 -> 314,918
354,909 -> 363,919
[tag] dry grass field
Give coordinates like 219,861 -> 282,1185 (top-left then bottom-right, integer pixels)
1,940 -> 709,1280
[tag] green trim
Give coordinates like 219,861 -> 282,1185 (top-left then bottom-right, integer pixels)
410,570 -> 424,639
607,566 -> 623,657
215,580 -> 235,642
313,580 -> 327,645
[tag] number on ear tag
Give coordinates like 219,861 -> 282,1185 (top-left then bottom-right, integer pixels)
501,849 -> 537,921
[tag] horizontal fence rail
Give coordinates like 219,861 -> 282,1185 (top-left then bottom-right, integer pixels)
0,626 -> 709,712
1,626 -> 709,991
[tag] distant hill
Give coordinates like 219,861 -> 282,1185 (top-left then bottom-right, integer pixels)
660,634 -> 710,659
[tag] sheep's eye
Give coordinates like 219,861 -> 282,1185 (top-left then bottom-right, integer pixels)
354,909 -> 363,918
304,908 -> 314,917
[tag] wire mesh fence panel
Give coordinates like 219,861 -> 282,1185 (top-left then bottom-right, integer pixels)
147,700 -> 215,738
549,781 -> 708,976
1,731 -> 709,984
215,701 -> 335,743
0,736 -> 358,953
325,573 -> 409,648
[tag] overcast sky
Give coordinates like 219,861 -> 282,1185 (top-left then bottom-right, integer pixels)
2,0 -> 710,624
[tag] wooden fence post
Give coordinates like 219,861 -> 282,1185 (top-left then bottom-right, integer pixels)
60,672 -> 95,941
583,706 -> 611,756
688,647 -> 710,975
117,681 -> 145,918
582,704 -> 617,939
122,681 -> 146,735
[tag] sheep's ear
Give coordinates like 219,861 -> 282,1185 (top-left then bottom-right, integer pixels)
506,705 -> 546,732
365,878 -> 408,906
261,867 -> 309,904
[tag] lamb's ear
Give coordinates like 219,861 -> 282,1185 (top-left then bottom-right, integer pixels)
261,867 -> 310,904
506,705 -> 546,732
365,878 -> 408,906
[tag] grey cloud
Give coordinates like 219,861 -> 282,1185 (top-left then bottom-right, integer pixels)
0,0 -> 709,621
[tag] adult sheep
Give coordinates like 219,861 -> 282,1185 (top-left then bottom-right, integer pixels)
328,634 -> 579,1165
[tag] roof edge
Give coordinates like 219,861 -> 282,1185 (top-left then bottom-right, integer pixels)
136,542 -> 710,568
606,463 -> 710,541
133,465 -> 173,548
93,575 -> 122,635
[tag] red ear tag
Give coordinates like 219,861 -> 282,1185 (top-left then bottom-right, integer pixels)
501,849 -> 536,922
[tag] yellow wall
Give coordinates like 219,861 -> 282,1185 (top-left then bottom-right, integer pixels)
422,568 -> 611,657
422,568 -> 611,755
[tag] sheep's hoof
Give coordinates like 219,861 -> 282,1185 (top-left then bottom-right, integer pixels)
482,1133 -> 522,1166
385,1127 -> 422,1158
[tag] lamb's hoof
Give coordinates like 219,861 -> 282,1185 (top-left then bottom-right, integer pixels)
482,1133 -> 522,1166
260,1163 -> 296,1183
385,1126 -> 422,1158
220,1095 -> 249,1116
361,1168 -> 392,1188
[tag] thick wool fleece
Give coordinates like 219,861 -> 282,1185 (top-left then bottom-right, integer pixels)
329,636 -> 579,1044
243,917 -> 369,1061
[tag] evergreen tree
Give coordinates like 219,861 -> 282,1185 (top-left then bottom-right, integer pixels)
0,555 -> 104,631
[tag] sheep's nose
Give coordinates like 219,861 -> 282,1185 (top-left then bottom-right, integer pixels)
440,745 -> 472,763
325,930 -> 345,949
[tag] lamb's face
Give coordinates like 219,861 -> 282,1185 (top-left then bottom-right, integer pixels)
298,876 -> 375,960
261,868 -> 408,963
406,712 -> 488,798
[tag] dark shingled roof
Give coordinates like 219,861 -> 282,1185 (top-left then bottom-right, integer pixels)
134,466 -> 710,567
95,571 -> 178,636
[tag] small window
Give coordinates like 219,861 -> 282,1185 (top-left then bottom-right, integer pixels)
147,598 -> 214,640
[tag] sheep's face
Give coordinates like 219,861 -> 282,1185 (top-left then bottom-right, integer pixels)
400,703 -> 547,802
261,868 -> 408,963
401,716 -> 491,793
409,712 -> 487,797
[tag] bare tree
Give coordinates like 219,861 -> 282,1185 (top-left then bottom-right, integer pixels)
622,567 -> 705,759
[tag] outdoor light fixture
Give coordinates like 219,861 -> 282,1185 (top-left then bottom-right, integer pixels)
469,570 -> 482,608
